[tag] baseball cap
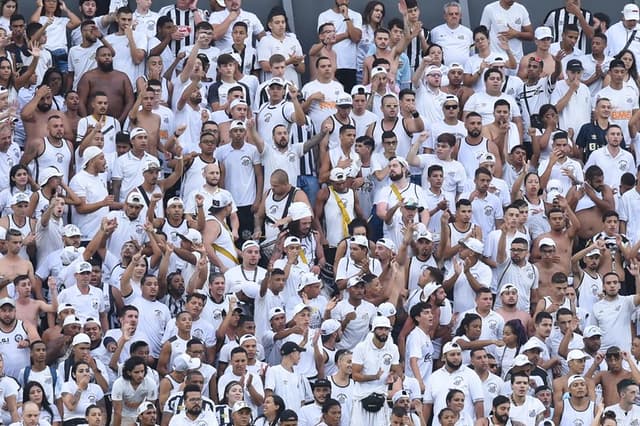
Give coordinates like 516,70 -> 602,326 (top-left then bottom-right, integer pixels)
177,229 -> 202,245
63,315 -> 82,327
545,188 -> 562,204
425,65 -> 442,76
288,202 -> 313,220
211,191 -> 232,208
403,196 -> 419,209
422,282 -> 442,300
393,156 -> 410,171
534,26 -> 553,40
75,261 -> 92,274
84,317 -> 101,328
511,354 -> 533,368
376,238 -> 396,253
57,303 -> 75,315
499,283 -> 519,295
491,56 -> 506,66
522,339 -> 544,353
173,353 -> 201,372
11,192 -> 29,205
232,401 -> 251,413
229,53 -> 242,64
238,334 -> 257,346
63,224 -> 82,238
268,77 -> 285,87
280,410 -> 298,421
371,66 -> 387,79
281,341 -> 306,356
567,375 -> 586,387
567,349 -> 588,362
351,85 -> 369,96
130,127 -> 147,139
347,276 -> 365,288
284,236 -> 301,248
38,166 -> 64,186
349,235 -> 369,247
291,303 -> 311,318
126,192 -> 144,206
583,325 -> 603,338
606,346 -> 621,356
329,167 -> 347,182
377,302 -> 397,317
566,59 -> 584,72
241,240 -> 260,251
443,94 -> 459,105
268,306 -> 285,320
460,237 -> 484,255
585,247 -> 601,257
320,319 -> 341,336
336,93 -> 353,107
229,99 -> 248,110
72,333 -> 91,346
442,341 -> 462,355
414,224 -> 433,241
624,3 -> 640,20
297,272 -> 321,292
371,315 -> 391,329
229,120 -> 246,131
136,401 -> 156,417
479,151 -> 496,164
0,297 -> 14,308
392,390 -> 411,404
82,146 -> 103,169
167,197 -> 184,207
312,378 -> 332,389
142,160 -> 161,173
538,237 -> 557,248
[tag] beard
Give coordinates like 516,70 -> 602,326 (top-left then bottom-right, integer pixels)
37,103 -> 52,112
495,413 -> 509,424
468,129 -> 481,138
97,61 -> 113,72
389,172 -> 403,181
186,406 -> 202,417
375,333 -> 388,343
445,359 -> 461,370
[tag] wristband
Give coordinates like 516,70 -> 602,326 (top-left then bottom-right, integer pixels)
343,18 -> 351,21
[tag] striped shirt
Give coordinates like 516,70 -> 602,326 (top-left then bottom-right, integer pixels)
157,5 -> 202,55
543,7 -> 593,52
290,116 -> 318,176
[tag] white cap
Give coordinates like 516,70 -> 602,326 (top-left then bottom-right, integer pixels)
296,272 -> 321,292
229,120 -> 246,131
534,26 -> 553,40
349,235 -> 369,247
624,3 -> 640,20
567,374 -> 586,387
442,341 -> 462,355
567,349 -> 588,362
57,303 -> 75,314
0,297 -> 14,308
173,353 -> 201,372
136,401 -> 156,417
585,247 -> 601,257
347,276 -> 365,288
414,223 -> 433,241
376,238 -> 396,253
241,240 -> 260,251
329,167 -> 347,182
229,99 -> 248,110
211,191 -> 233,208
371,315 -> 391,329
167,197 -> 183,207
546,189 -> 562,203
267,77 -> 285,87
491,56 -> 506,66
351,85 -> 369,96
229,53 -> 242,64
288,202 -> 313,221
130,127 -> 147,139
232,401 -> 252,414
238,334 -> 257,346
63,224 -> 82,237
522,339 -> 545,353
62,315 -> 82,327
511,354 -> 533,368
38,166 -> 63,186
583,325 -> 603,338
460,237 -> 484,255
371,66 -> 388,78
269,306 -> 285,320
72,333 -> 91,346
377,302 -> 397,317
126,192 -> 144,206
284,236 -> 301,248
291,303 -> 311,318
425,65 -> 442,76
75,261 -> 92,274
478,151 -> 496,164
142,159 -> 161,173
392,156 -> 410,171
177,229 -> 202,245
320,319 -> 341,336
538,237 -> 557,248
499,283 -> 519,294
443,94 -> 459,105
11,192 -> 29,205
422,282 -> 442,300
336,93 -> 353,106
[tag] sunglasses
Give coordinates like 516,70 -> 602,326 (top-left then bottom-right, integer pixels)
529,56 -> 543,63
444,104 -> 458,110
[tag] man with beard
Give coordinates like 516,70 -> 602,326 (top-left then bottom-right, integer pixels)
77,45 -> 135,124
300,379 -> 332,426
253,120 -> 328,187
19,85 -> 61,152
168,384 -> 219,426
112,128 -> 161,205
351,316 -> 400,425
181,129 -> 220,200
104,193 -> 151,256
569,165 -> 616,244
0,297 -> 38,378
508,373 -> 545,425
423,342 -> 484,426
68,19 -> 114,92
224,240 -> 267,301
69,146 -> 115,241
475,395 -> 526,426
104,7 -> 146,87
495,284 -> 532,326
131,158 -> 184,222
76,92 -> 121,158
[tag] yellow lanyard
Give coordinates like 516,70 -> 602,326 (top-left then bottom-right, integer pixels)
329,186 -> 350,238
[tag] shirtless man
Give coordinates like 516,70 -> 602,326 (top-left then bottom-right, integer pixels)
62,91 -> 82,142
535,238 -> 562,300
127,88 -> 161,156
589,211 -> 632,281
19,85 -> 57,148
0,230 -> 38,299
441,64 -> 474,112
532,202 -> 580,274
517,26 -> 557,79
362,28 -> 404,85
591,348 -> 640,407
568,165 -> 615,240
41,304 -> 75,351
552,349 -> 595,408
77,45 -> 135,123
15,275 -> 58,328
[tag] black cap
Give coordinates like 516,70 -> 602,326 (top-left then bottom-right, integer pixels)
311,378 -> 332,389
281,341 -> 306,356
566,59 -> 583,72
606,346 -> 621,355
280,409 -> 298,421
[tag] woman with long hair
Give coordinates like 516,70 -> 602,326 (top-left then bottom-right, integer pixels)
0,164 -> 35,216
463,25 -> 516,90
445,389 -> 473,426
453,313 -> 504,365
41,67 -> 65,110
496,319 -> 528,379
215,381 -> 244,426
357,1 -> 385,83
61,361 -> 105,426
0,0 -> 16,32
252,394 -> 285,426
21,381 -> 61,426
603,49 -> 640,92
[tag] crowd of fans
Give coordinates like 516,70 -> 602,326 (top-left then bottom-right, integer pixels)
1,0 -> 640,425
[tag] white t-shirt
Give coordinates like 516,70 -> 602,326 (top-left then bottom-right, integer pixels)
60,381 -> 104,420
104,32 -> 147,85
423,365 -> 484,426
215,142 -> 261,207
111,375 -> 158,419
430,23 -> 473,66
301,79 -> 344,131
480,1 -> 531,60
208,9 -> 264,52
316,8 -> 363,69
590,295 -> 636,351
405,326 -> 433,384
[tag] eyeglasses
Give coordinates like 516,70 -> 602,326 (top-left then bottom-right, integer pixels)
444,104 -> 458,110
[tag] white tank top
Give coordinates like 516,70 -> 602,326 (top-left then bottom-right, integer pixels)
181,156 -> 215,199
371,118 -> 414,165
324,187 -> 355,247
0,321 -> 30,377
35,137 -> 72,184
162,218 -> 188,249
559,400 -> 594,426
264,188 -> 295,244
209,216 -> 238,270
407,255 -> 438,293
327,114 -> 356,150
257,100 -> 293,141
448,222 -> 473,247
577,271 -> 602,315
543,296 -> 572,323
457,138 -> 488,178
8,214 -> 33,260
32,189 -> 51,220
